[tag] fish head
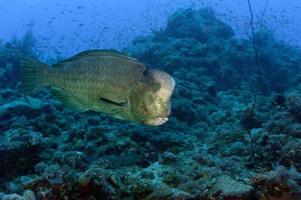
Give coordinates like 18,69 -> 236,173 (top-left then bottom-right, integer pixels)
129,69 -> 175,126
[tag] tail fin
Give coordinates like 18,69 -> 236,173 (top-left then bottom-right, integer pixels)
20,57 -> 48,94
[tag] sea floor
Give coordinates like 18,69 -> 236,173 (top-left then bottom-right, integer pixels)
0,8 -> 301,200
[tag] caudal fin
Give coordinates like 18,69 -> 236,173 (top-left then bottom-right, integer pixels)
20,57 -> 47,94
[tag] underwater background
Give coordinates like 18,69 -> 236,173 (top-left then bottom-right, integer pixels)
1,0 -> 301,199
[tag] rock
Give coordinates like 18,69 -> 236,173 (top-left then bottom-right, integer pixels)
172,105 -> 197,124
241,107 -> 262,130
289,124 -> 301,138
287,95 -> 301,122
280,141 -> 301,169
0,89 -> 17,101
23,190 -> 36,200
159,151 -> 177,165
0,97 -> 47,115
212,175 -> 253,197
264,111 -> 293,134
0,129 -> 44,181
229,142 -> 246,155
42,164 -> 64,184
140,171 -> 155,180
165,8 -> 234,42
146,184 -> 175,199
5,182 -> 23,194
3,194 -> 24,200
210,110 -> 228,125
34,162 -> 47,174
252,166 -> 301,198
272,94 -> 286,107
0,68 -> 8,80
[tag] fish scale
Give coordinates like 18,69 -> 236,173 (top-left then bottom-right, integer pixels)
20,50 -> 175,125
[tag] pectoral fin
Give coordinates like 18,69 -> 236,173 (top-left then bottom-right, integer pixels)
49,87 -> 88,112
99,97 -> 128,107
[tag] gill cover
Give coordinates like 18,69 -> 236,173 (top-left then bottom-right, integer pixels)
129,69 -> 175,126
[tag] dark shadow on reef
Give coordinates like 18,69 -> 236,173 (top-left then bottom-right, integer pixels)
1,8 -> 301,200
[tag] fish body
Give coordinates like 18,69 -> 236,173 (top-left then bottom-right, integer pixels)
20,50 -> 175,126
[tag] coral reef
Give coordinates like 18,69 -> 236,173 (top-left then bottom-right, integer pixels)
1,8 -> 301,200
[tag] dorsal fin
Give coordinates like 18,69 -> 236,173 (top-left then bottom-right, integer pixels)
52,50 -> 138,68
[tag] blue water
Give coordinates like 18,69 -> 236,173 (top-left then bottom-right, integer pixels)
1,0 -> 300,58
0,1 -> 301,199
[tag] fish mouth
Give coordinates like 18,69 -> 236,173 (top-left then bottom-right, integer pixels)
147,116 -> 169,126
158,116 -> 169,123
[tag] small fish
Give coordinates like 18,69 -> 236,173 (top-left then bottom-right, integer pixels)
20,50 -> 175,126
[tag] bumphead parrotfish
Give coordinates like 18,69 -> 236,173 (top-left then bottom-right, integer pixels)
20,50 -> 175,126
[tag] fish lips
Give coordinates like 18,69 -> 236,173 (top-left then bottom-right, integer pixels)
147,116 -> 170,126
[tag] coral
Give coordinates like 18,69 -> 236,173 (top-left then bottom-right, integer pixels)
0,30 -> 38,91
165,8 -> 234,42
211,175 -> 254,199
0,7 -> 301,200
158,151 -> 177,165
23,190 -> 36,200
0,128 -> 45,183
287,95 -> 301,122
0,190 -> 36,200
251,166 -> 301,200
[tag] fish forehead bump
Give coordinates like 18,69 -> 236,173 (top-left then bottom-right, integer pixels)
149,69 -> 175,97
